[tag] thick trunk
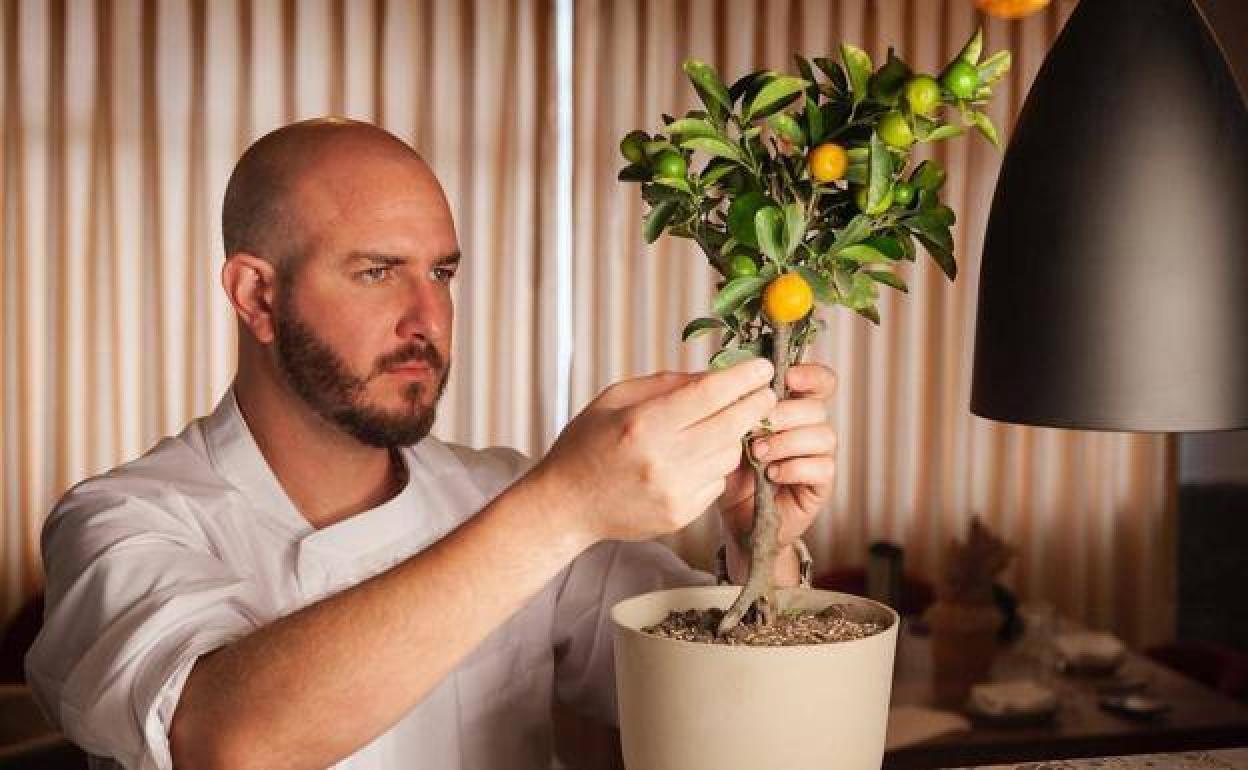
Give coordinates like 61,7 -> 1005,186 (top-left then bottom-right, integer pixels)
718,322 -> 793,634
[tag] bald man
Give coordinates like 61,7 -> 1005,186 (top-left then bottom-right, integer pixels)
26,119 -> 839,770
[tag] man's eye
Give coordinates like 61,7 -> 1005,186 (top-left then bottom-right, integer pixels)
358,266 -> 393,284
431,266 -> 457,283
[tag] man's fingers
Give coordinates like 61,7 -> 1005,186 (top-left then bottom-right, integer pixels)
597,371 -> 695,409
650,359 -> 774,429
765,455 -> 837,487
785,363 -> 837,399
763,397 -> 829,433
752,424 -> 837,463
685,384 -> 777,451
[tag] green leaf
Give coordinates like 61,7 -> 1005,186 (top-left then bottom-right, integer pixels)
827,215 -> 872,256
910,159 -> 947,192
865,270 -> 908,293
683,59 -> 732,113
840,44 -> 872,106
768,113 -> 805,146
782,202 -> 806,259
821,102 -> 850,136
793,264 -> 835,304
728,70 -> 770,105
869,48 -> 911,105
654,177 -> 692,194
866,132 -> 892,214
915,229 -> 957,280
641,183 -> 688,205
727,191 -> 770,247
665,117 -> 720,141
847,272 -> 879,310
709,347 -> 761,370
862,235 -> 904,259
699,158 -> 737,187
896,230 -> 917,261
755,206 -> 786,264
907,205 -> 956,231
977,50 -> 1012,86
746,76 -> 809,122
643,139 -> 676,157
838,243 -> 892,265
856,305 -> 882,325
794,55 -> 818,97
617,164 -> 651,182
643,201 -> 679,243
804,95 -> 824,145
712,274 -> 768,317
925,124 -> 965,142
970,110 -> 1001,148
956,27 -> 983,66
813,57 -> 848,95
679,136 -> 745,165
682,316 -> 729,341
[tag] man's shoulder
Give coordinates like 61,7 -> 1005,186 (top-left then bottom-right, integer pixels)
47,431 -> 228,544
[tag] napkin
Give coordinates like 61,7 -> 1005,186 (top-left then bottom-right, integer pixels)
885,705 -> 972,749
1053,631 -> 1125,670
968,680 -> 1058,716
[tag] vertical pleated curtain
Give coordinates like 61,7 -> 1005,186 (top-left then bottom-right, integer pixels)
2,0 -> 1176,648
0,0 -> 556,617
572,0 -> 1175,647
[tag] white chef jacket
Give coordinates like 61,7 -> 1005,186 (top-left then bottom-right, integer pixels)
26,388 -> 711,770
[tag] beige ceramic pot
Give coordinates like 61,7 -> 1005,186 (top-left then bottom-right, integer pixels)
611,585 -> 899,770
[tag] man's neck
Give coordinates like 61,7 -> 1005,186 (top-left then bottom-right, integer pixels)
232,370 -> 406,530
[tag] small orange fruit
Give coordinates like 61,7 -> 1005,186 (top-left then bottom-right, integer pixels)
763,273 -> 814,324
807,142 -> 849,183
976,0 -> 1050,20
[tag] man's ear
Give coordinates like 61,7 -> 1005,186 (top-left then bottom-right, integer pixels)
222,253 -> 281,344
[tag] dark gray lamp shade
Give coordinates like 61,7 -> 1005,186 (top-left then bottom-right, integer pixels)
970,0 -> 1248,431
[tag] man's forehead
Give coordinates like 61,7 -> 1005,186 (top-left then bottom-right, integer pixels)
292,158 -> 458,252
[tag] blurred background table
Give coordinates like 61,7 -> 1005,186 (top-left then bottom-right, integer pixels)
884,621 -> 1248,770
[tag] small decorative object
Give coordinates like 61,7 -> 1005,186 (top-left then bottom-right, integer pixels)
926,517 -> 1015,706
611,31 -> 1012,770
967,679 -> 1059,724
1054,630 -> 1127,674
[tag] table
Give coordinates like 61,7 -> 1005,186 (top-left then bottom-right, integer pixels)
885,624 -> 1248,769
957,747 -> 1248,769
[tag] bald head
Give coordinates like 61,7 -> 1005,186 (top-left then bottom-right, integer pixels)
221,118 -> 439,269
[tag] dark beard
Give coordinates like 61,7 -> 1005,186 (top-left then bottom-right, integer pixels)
272,293 -> 449,449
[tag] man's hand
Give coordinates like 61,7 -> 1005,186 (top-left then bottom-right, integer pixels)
528,360 -> 778,546
717,363 -> 838,583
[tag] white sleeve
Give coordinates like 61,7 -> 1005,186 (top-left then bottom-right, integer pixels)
551,540 -> 714,726
25,490 -> 265,770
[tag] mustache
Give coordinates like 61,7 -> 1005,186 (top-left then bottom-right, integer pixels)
375,341 -> 446,374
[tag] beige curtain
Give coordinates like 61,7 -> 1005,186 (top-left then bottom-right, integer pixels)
2,0 -> 1177,648
572,0 -> 1176,647
0,0 -> 556,616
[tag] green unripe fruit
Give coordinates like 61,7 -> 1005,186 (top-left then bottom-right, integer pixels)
619,131 -> 647,165
878,111 -> 914,149
942,60 -> 979,100
855,186 -> 894,215
904,75 -> 942,117
655,151 -> 688,179
727,254 -> 759,278
893,181 -> 916,207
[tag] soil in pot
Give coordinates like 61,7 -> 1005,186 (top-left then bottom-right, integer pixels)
642,604 -> 885,646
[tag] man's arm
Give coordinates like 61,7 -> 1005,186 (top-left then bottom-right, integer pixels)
170,472 -> 587,770
170,361 -> 778,770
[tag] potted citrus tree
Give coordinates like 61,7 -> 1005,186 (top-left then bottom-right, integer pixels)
611,30 -> 1010,770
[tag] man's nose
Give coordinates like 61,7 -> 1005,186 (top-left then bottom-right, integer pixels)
395,277 -> 450,341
